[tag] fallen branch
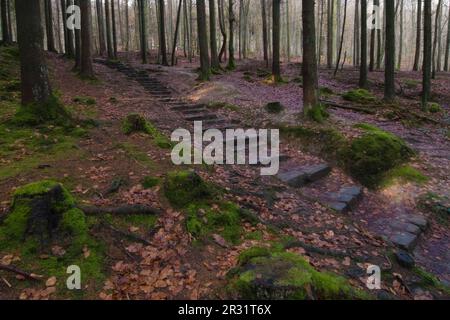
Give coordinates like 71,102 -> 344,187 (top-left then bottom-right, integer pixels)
0,264 -> 42,281
78,204 -> 162,216
320,100 -> 377,114
99,221 -> 152,246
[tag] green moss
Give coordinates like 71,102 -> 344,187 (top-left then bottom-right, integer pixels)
343,89 -> 377,104
265,102 -> 284,114
163,170 -> 214,208
413,267 -> 450,295
122,113 -> 172,149
418,192 -> 449,225
319,87 -> 334,96
306,104 -> 330,123
382,165 -> 428,187
116,142 -> 155,169
13,95 -> 72,126
141,176 -> 160,189
73,96 -> 96,106
427,103 -> 442,113
238,247 -> 272,265
186,202 -> 244,244
244,230 -> 264,241
404,79 -> 420,89
345,125 -> 415,188
229,250 -> 367,300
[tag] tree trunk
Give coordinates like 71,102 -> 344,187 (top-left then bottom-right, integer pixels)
272,0 -> 281,82
384,0 -> 395,101
111,0 -> 118,58
302,0 -> 318,114
432,0 -> 442,79
105,0 -> 114,59
209,0 -> 219,70
15,0 -> 53,106
413,0 -> 422,71
73,0 -> 82,70
353,0 -> 359,66
96,0 -> 106,55
80,0 -> 94,78
445,2 -> 450,72
334,0 -> 347,77
1,0 -> 11,44
261,0 -> 268,66
359,0 -> 367,88
369,0 -> 379,71
196,0 -> 210,80
227,0 -> 235,70
159,0 -> 168,65
422,0 -> 432,109
125,0 -> 129,51
397,0 -> 404,70
171,0 -> 182,65
218,0 -> 227,62
138,0 -> 147,63
327,0 -> 334,68
44,0 -> 57,52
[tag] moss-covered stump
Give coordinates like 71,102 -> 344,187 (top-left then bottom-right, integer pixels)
122,113 -> 172,149
163,170 -> 214,208
343,89 -> 377,104
0,181 -> 104,294
228,249 -> 366,300
345,125 -> 415,188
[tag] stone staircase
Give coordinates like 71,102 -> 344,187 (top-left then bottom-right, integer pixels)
94,58 -> 429,254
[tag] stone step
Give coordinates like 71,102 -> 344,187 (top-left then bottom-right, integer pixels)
388,214 -> 429,251
184,114 -> 218,121
171,104 -> 206,112
322,186 -> 363,213
277,164 -> 331,188
182,108 -> 209,115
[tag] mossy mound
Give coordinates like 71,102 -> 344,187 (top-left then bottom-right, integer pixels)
306,104 -> 330,123
345,125 -> 415,187
0,181 -> 104,294
265,102 -> 284,114
122,113 -> 172,149
186,202 -> 243,245
163,170 -> 214,208
427,103 -> 442,113
229,249 -> 366,300
343,89 -> 377,104
141,176 -> 160,189
13,95 -> 72,126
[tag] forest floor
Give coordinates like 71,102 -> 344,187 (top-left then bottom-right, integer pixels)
0,50 -> 449,300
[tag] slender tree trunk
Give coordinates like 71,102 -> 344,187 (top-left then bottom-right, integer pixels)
397,0 -> 404,70
334,0 -> 347,77
384,0 -> 395,101
318,0 -> 325,65
159,0 -> 168,65
45,0 -> 57,52
138,0 -> 147,63
445,2 -> 450,72
327,0 -> 334,68
227,0 -> 236,70
73,0 -> 82,70
196,0 -> 210,80
285,0 -> 290,62
432,0 -> 442,79
261,0 -> 268,66
61,0 -> 69,54
422,0 -> 432,109
369,0 -> 379,71
413,0 -> 422,71
125,0 -> 130,51
359,0 -> 367,88
105,0 -> 114,59
302,0 -> 318,114
66,0 -> 76,58
111,0 -> 118,58
353,0 -> 359,66
208,0 -> 219,69
218,0 -> 227,62
376,4 -> 381,70
171,0 -> 182,65
80,0 -> 94,78
96,0 -> 106,55
272,0 -> 281,82
15,0 -> 53,106
1,0 -> 11,44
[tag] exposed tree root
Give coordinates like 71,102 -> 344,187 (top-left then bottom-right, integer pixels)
0,264 -> 42,281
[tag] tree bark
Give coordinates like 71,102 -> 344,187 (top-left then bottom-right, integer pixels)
73,0 -> 82,70
80,0 -> 94,78
15,0 -> 53,106
302,0 -> 318,114
171,0 -> 182,65
334,0 -> 347,77
327,0 -> 334,68
44,0 -> 57,52
196,0 -> 210,80
422,0 -> 432,109
359,0 -> 367,88
261,0 -> 268,66
159,0 -> 168,65
432,0 -> 442,79
272,0 -> 281,82
413,0 -> 422,71
384,0 -> 395,101
111,0 -> 118,59
96,0 -> 106,55
227,0 -> 236,70
105,0 -> 114,59
138,0 -> 147,63
218,0 -> 227,62
209,0 -> 219,70
445,2 -> 450,72
1,0 -> 11,43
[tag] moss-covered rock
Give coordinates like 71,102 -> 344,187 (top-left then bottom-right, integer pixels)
343,89 -> 377,104
345,125 -> 415,188
306,104 -> 330,123
122,113 -> 172,149
427,103 -> 442,113
265,102 -> 284,114
163,170 -> 214,208
229,249 -> 366,300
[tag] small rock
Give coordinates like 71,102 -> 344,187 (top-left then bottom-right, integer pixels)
212,234 -> 229,248
390,232 -> 418,251
45,276 -> 57,287
395,250 -> 415,269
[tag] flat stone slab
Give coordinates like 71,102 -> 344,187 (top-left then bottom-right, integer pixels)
184,113 -> 218,121
390,232 -> 419,251
277,164 -> 331,188
322,186 -> 363,213
389,221 -> 421,235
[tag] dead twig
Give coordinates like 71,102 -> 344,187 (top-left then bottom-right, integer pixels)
0,264 -> 42,281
